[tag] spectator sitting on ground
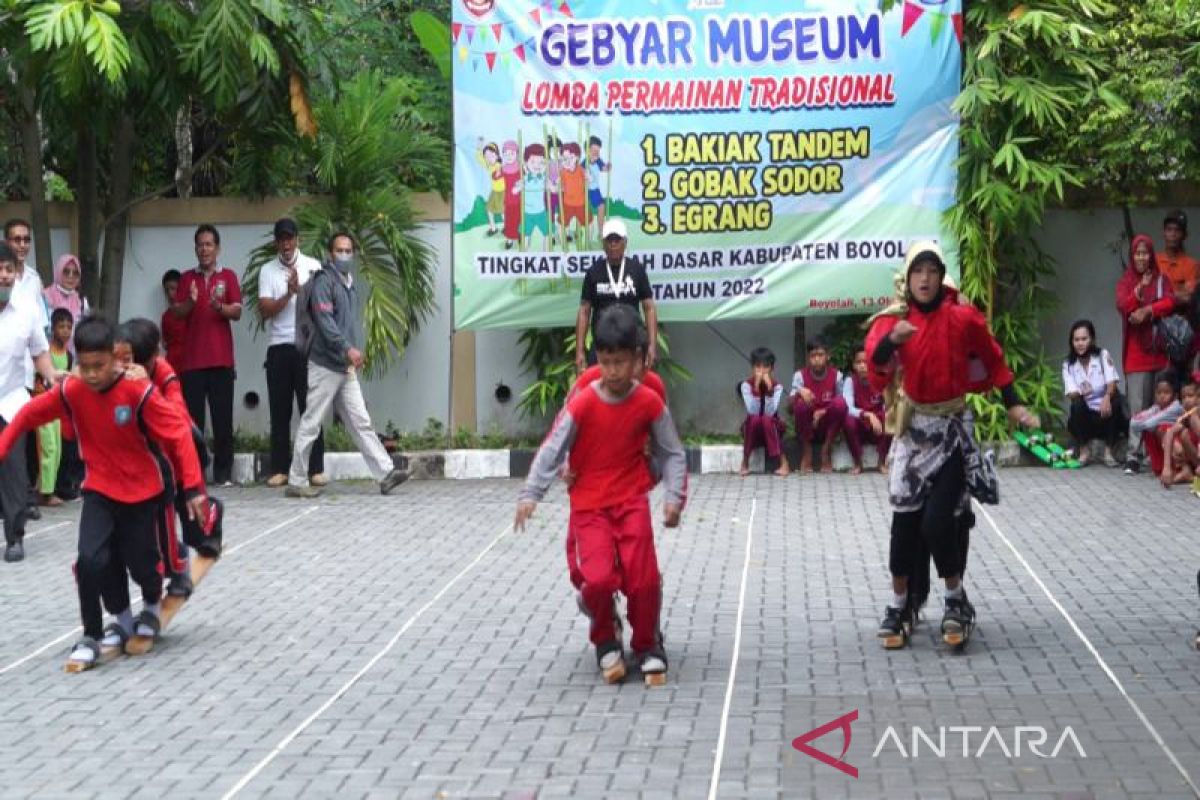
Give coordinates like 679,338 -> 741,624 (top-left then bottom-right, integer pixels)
1061,319 -> 1126,467
1160,379 -> 1200,489
1129,370 -> 1183,480
738,346 -> 789,477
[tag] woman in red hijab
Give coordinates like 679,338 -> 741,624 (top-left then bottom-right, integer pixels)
1115,234 -> 1178,472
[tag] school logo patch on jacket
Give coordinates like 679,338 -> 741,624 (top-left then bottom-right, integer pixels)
114,405 -> 132,426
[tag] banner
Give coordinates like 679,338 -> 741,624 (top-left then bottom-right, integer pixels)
452,0 -> 962,330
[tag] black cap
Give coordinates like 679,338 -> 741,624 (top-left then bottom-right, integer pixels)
1164,209 -> 1187,233
273,217 -> 299,239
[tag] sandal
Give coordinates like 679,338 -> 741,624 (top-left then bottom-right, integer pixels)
125,610 -> 161,656
64,637 -> 99,673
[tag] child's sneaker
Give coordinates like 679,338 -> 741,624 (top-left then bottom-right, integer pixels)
596,641 -> 626,684
636,644 -> 668,686
1124,457 -> 1140,475
877,605 -> 911,649
941,593 -> 976,648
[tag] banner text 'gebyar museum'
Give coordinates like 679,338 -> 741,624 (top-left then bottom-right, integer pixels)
452,0 -> 962,330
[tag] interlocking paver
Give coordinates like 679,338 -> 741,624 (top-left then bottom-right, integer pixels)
0,471 -> 1196,798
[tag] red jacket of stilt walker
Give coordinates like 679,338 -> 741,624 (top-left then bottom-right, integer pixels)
864,286 -> 1014,404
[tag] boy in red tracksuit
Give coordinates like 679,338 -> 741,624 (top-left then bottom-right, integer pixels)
0,317 -> 207,669
790,338 -> 849,473
516,305 -> 687,685
117,319 -> 224,598
563,327 -> 667,593
843,348 -> 893,474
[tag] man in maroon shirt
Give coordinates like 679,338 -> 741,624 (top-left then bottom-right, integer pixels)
170,224 -> 242,486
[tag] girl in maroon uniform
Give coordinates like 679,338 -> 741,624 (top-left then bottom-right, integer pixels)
865,242 -> 1037,650
843,348 -> 892,474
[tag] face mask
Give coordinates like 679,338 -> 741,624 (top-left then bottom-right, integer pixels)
333,255 -> 356,273
0,286 -> 11,304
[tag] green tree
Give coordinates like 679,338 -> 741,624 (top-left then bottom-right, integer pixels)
941,1 -> 1120,439
1071,1 -> 1200,239
242,71 -> 448,377
9,0 -> 320,315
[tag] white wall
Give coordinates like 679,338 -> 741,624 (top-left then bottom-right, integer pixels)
24,203 -> 1200,439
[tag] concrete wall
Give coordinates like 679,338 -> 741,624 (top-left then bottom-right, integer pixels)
6,198 -> 1198,440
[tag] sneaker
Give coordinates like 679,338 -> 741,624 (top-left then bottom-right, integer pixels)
1124,458 -> 1140,475
265,473 -> 288,488
4,541 -> 24,563
596,641 -> 626,684
877,605 -> 910,649
26,505 -> 41,521
309,473 -> 329,487
380,468 -> 408,495
941,593 -> 976,647
285,483 -> 322,499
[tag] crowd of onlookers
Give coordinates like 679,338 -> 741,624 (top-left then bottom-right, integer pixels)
0,216 -> 405,560
735,210 -> 1200,490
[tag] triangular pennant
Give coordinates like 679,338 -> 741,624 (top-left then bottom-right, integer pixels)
479,26 -> 489,43
458,45 -> 469,62
541,0 -> 552,8
952,12 -> 963,43
514,44 -> 527,62
485,51 -> 497,71
929,10 -> 946,41
501,52 -> 509,66
492,23 -> 503,41
465,25 -> 476,44
531,8 -> 541,25
559,2 -> 573,17
451,22 -> 462,43
901,1 -> 924,36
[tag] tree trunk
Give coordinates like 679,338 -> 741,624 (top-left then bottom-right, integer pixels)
100,113 -> 136,319
174,101 -> 193,199
16,84 -> 52,282
76,126 -> 101,310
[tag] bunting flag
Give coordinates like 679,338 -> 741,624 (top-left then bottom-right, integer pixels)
900,1 -> 962,44
485,52 -> 497,71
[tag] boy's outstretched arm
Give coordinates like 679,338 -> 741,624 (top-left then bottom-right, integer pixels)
514,411 -> 578,531
649,406 -> 687,527
0,389 -> 66,460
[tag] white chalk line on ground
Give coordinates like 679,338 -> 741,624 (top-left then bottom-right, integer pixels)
0,505 -> 321,678
707,496 -> 757,800
220,518 -> 516,799
974,500 -> 1200,798
24,520 -> 72,537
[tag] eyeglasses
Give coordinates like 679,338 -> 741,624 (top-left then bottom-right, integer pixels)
7,236 -> 31,243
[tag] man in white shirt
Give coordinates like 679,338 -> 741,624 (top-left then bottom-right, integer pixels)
258,218 -> 326,487
0,242 -> 62,562
5,218 -> 49,522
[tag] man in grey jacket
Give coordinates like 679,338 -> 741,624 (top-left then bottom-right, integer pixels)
286,232 -> 407,497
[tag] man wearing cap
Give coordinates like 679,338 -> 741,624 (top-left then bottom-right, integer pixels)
258,218 -> 326,488
574,219 -> 659,372
865,241 -> 1037,652
1159,209 -> 1197,304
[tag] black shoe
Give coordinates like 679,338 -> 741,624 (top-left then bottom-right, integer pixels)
877,605 -> 910,649
4,541 -> 24,563
26,505 -> 41,521
380,468 -> 409,495
167,570 -> 194,599
1124,458 -> 1140,475
941,593 -> 976,647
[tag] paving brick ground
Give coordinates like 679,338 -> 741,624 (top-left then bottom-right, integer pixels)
0,468 -> 1197,799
